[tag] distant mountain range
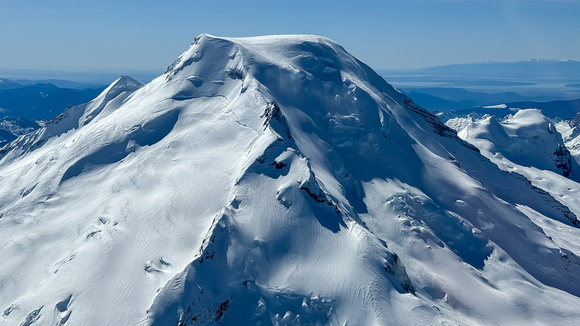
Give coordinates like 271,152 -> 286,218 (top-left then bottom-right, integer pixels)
400,87 -> 534,111
381,60 -> 580,106
381,59 -> 580,80
0,79 -> 106,120
441,99 -> 580,121
0,78 -> 102,90
0,78 -> 108,145
0,68 -> 160,85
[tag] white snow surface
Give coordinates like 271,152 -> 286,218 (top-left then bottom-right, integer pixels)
448,110 -> 580,179
556,118 -> 580,166
482,104 -> 507,109
1,34 -> 580,325
446,111 -> 580,220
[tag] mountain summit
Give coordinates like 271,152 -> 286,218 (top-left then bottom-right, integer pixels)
1,34 -> 580,325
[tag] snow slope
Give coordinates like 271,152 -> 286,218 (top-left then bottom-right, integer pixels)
1,34 -> 580,325
447,109 -> 579,179
446,110 -> 580,218
556,114 -> 580,166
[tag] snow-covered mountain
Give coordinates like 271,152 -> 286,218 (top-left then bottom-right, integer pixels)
446,110 -> 580,268
1,34 -> 580,326
556,114 -> 580,166
447,109 -> 579,179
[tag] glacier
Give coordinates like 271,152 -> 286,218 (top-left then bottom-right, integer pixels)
1,34 -> 580,325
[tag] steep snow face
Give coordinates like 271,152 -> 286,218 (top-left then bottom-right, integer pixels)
1,34 -> 580,326
556,114 -> 580,166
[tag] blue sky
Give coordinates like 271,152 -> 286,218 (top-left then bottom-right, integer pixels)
1,0 -> 579,73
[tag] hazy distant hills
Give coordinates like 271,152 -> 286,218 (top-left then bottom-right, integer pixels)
378,60 -> 580,115
0,78 -> 100,90
441,99 -> 580,121
0,78 -> 107,145
381,59 -> 580,80
0,79 -> 105,120
400,87 -> 530,111
0,68 -> 159,86
400,87 -> 580,117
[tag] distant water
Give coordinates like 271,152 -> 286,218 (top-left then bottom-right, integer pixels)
384,75 -> 580,101
378,62 -> 580,102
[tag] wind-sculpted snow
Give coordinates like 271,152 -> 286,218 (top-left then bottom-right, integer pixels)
1,34 -> 580,325
60,109 -> 179,183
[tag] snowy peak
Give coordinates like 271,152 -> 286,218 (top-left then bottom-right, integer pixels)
165,33 -> 395,105
78,75 -> 143,126
162,34 -> 470,180
88,75 -> 144,109
106,75 -> 144,92
2,35 -> 580,325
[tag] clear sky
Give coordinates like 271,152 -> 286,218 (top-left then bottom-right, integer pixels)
1,0 -> 579,74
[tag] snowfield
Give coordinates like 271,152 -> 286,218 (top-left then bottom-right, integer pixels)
1,34 -> 580,325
